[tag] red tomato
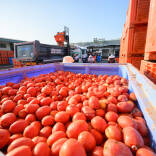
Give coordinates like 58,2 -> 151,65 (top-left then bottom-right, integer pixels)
66,120 -> 89,139
41,115 -> 55,126
129,92 -> 137,101
91,116 -> 107,133
123,127 -> 144,149
0,113 -> 16,128
117,115 -> 138,129
66,105 -> 80,117
40,126 -> 52,138
8,134 -> 23,145
0,129 -> 10,149
51,138 -> 68,156
47,131 -> 66,147
78,131 -> 96,151
40,97 -> 53,106
105,111 -> 118,122
81,106 -> 95,120
32,136 -> 47,145
36,106 -> 51,120
1,100 -> 16,113
107,104 -> 118,113
7,137 -> 34,152
55,111 -> 70,124
25,114 -> 36,124
52,122 -> 66,133
90,129 -> 103,145
117,102 -> 134,113
6,146 -> 32,156
23,124 -> 40,138
103,139 -> 133,156
9,119 -> 28,134
57,101 -> 68,111
105,125 -> 122,141
59,138 -> 86,156
72,112 -> 86,122
33,142 -> 51,156
89,96 -> 100,109
27,87 -> 36,97
136,148 -> 156,156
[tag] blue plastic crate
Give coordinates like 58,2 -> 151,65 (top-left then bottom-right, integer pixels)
0,63 -> 156,153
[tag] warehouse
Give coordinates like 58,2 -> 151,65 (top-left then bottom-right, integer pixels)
72,39 -> 120,59
0,38 -> 24,66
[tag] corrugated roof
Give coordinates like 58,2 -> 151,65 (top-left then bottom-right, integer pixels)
0,37 -> 25,43
72,39 -> 120,48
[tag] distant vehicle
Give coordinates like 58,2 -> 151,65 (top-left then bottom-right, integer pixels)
14,40 -> 66,65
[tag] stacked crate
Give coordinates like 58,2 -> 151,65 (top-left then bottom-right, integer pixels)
0,51 -> 14,65
140,0 -> 156,83
119,0 -> 151,69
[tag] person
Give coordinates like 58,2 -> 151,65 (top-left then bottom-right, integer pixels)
88,54 -> 94,63
108,55 -> 115,63
93,54 -> 96,63
82,52 -> 88,63
96,54 -> 101,63
74,54 -> 79,63
63,56 -> 74,63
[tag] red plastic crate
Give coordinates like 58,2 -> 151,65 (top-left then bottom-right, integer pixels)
120,25 -> 147,58
140,60 -> 156,83
128,0 -> 150,25
144,0 -> 156,60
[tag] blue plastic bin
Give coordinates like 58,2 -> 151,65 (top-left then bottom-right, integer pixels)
9,57 -> 13,65
0,63 -> 156,153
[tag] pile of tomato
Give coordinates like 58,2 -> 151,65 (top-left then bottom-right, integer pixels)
0,71 -> 155,156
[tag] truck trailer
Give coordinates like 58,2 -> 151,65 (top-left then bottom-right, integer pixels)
14,40 -> 67,64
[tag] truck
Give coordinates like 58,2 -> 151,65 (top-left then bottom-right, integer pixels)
14,40 -> 67,65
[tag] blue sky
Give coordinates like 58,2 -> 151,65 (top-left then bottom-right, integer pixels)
0,0 -> 129,44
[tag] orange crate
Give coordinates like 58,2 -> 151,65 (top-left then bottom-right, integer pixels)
144,0 -> 156,60
120,25 -> 147,58
140,60 -> 156,83
128,0 -> 150,25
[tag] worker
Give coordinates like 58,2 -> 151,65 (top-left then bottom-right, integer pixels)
63,56 -> 74,63
88,54 -> 94,63
74,54 -> 79,63
96,54 -> 101,63
108,55 -> 115,63
82,52 -> 88,63
93,54 -> 96,63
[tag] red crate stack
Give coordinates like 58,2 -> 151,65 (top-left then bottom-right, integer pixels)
0,50 -> 14,65
119,0 -> 151,69
144,0 -> 156,61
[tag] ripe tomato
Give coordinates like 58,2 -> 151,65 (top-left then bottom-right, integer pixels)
52,122 -> 66,133
78,131 -> 96,151
55,111 -> 70,123
66,120 -> 89,139
0,113 -> 16,128
47,131 -> 66,147
91,116 -> 107,133
6,146 -> 32,156
59,139 -> 86,156
105,125 -> 122,141
105,111 -> 118,122
0,129 -> 10,149
103,139 -> 133,156
40,126 -> 52,138
51,138 -> 68,156
33,142 -> 51,156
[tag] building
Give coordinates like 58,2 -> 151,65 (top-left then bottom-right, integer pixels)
71,39 -> 120,59
0,37 -> 24,51
0,37 -> 24,65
